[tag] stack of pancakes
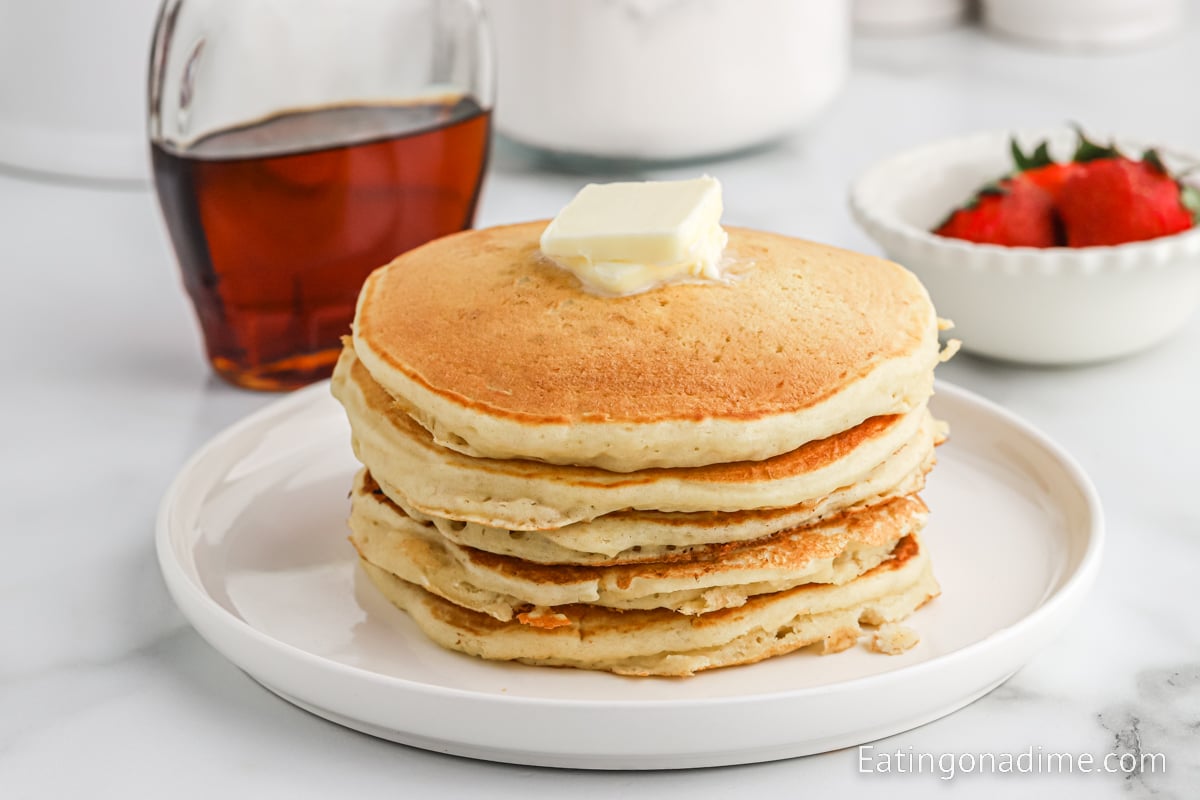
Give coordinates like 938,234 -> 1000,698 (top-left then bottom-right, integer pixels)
332,222 -> 948,676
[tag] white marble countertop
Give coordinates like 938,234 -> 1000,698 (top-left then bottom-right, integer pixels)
3,19 -> 1199,800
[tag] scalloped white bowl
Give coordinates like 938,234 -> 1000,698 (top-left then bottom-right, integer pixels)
850,129 -> 1200,364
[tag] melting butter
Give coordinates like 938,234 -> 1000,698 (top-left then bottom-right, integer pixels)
539,176 -> 729,295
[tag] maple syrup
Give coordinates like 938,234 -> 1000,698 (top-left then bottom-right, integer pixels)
152,98 -> 491,390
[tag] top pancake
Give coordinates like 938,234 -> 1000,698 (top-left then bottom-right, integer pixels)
352,221 -> 939,471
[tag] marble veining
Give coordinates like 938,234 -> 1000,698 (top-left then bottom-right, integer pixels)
1096,665 -> 1200,798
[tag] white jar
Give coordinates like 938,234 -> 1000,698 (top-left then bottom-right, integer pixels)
981,0 -> 1184,49
855,0 -> 968,33
486,0 -> 850,162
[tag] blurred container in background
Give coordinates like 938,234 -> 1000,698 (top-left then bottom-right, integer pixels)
486,0 -> 850,163
0,0 -> 161,181
981,0 -> 1184,49
854,0 -> 969,33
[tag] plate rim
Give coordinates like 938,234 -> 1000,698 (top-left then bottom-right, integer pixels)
156,379 -> 1104,711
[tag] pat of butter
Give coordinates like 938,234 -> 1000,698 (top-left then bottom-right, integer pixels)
539,176 -> 729,295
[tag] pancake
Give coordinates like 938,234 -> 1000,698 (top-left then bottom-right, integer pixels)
333,213 -> 952,676
351,222 -> 940,472
333,343 -> 933,530
349,473 -> 927,617
392,429 -> 937,564
357,533 -> 939,676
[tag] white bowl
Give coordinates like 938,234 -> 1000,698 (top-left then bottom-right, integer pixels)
849,129 -> 1200,365
981,0 -> 1184,50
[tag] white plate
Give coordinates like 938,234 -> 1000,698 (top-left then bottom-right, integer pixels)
156,381 -> 1103,770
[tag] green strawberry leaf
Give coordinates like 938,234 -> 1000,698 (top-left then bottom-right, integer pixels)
1031,142 -> 1053,168
961,180 -> 1008,210
1071,124 -> 1121,163
1181,183 -> 1200,225
936,180 -> 1009,228
1010,139 -> 1029,170
1143,148 -> 1169,175
1011,138 -> 1056,172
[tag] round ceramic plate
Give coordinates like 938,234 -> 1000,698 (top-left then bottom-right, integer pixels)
156,381 -> 1103,770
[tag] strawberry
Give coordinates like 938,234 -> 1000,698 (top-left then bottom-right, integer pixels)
934,178 -> 1059,248
933,129 -> 1199,248
1057,152 -> 1195,246
1019,163 -> 1076,202
1010,139 -> 1080,203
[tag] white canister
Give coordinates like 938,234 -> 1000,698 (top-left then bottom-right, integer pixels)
0,0 -> 162,181
981,0 -> 1184,49
486,0 -> 851,162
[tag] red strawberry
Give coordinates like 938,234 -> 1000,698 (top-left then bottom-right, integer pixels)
1010,139 -> 1080,203
1019,162 -> 1076,203
933,130 -> 1199,248
934,178 -> 1059,248
1057,156 -> 1194,246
